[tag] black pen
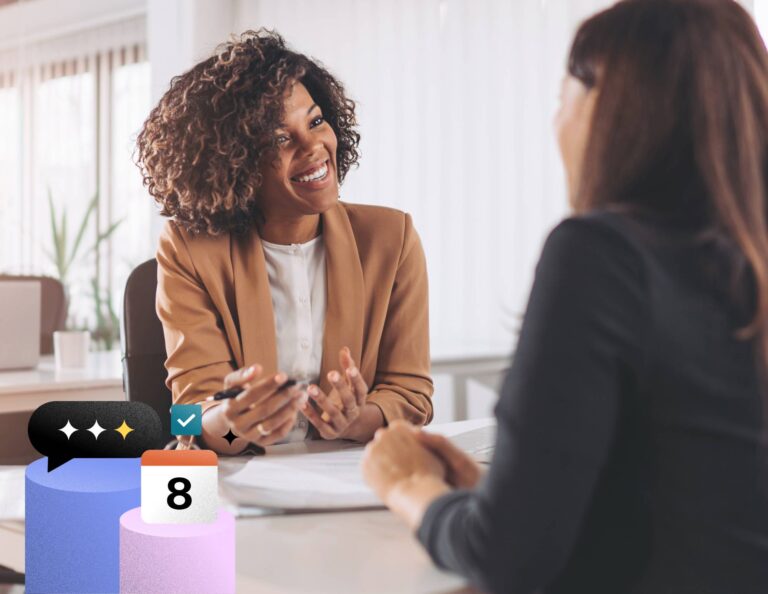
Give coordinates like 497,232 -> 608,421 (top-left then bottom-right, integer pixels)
205,378 -> 298,401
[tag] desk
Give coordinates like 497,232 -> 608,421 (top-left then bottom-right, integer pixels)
0,510 -> 476,594
0,419 -> 490,593
0,351 -> 124,414
236,510 -> 476,594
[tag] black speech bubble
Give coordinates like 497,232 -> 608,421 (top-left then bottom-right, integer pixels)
28,401 -> 164,471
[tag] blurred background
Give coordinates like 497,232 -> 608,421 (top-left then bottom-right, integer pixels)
0,0 -> 763,423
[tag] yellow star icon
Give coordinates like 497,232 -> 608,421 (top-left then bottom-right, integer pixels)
114,420 -> 134,439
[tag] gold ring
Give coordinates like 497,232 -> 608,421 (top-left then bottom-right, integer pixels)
256,423 -> 272,437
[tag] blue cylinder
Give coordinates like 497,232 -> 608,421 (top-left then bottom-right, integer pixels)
25,457 -> 141,593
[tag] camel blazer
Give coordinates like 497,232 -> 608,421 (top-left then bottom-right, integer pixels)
155,201 -> 434,426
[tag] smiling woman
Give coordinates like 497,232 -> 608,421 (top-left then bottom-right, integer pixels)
136,30 -> 433,455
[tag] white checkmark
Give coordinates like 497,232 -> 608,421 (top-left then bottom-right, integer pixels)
177,414 -> 196,428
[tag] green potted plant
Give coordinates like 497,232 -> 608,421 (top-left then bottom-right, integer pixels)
45,189 -> 123,365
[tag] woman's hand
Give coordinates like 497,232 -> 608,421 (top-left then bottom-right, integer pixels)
211,365 -> 307,448
222,367 -> 307,446
361,421 -> 451,529
301,347 -> 384,442
415,432 -> 485,489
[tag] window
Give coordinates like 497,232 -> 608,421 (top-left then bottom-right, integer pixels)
0,79 -> 21,272
32,64 -> 97,326
0,32 -> 151,348
110,60 -> 152,316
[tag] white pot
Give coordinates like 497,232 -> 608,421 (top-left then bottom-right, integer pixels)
53,330 -> 90,369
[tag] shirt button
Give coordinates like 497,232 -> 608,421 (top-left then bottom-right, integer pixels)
300,339 -> 310,350
299,295 -> 308,305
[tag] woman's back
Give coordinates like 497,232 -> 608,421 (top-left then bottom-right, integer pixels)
413,210 -> 768,594
550,211 -> 768,594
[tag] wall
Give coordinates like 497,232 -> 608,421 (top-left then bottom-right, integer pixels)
231,0 -> 617,419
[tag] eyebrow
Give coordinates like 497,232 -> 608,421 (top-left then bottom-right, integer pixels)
278,104 -> 320,128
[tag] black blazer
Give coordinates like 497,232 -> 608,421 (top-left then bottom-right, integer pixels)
417,211 -> 768,594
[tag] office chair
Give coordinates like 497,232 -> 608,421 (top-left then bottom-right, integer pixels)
122,259 -> 172,439
0,274 -> 66,354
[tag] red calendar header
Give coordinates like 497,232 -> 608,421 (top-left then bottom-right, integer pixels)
141,450 -> 218,466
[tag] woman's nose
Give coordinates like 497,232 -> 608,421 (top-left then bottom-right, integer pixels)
295,130 -> 322,155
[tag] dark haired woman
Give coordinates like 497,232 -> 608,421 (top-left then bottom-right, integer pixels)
137,31 -> 432,454
362,1 -> 768,592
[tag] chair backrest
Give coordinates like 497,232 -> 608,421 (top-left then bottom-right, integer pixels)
122,259 -> 172,438
0,274 -> 66,355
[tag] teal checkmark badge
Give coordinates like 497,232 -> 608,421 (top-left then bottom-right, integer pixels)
170,404 -> 203,436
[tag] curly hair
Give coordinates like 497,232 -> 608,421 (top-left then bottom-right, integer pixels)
136,29 -> 360,235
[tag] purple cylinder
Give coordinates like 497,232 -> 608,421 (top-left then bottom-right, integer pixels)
119,507 -> 235,594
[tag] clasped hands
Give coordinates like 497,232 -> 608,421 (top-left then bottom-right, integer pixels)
220,347 -> 373,446
360,421 -> 485,529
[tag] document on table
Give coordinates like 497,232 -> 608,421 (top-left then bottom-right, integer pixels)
219,418 -> 496,512
220,440 -> 379,511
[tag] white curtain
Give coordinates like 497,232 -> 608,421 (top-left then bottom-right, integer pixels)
234,0 -> 616,357
0,11 -> 151,333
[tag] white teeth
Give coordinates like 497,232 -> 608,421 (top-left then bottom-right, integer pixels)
294,162 -> 328,183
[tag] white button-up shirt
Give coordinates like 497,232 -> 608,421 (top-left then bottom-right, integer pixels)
261,235 -> 327,442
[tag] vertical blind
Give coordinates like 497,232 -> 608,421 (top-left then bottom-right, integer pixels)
0,14 -> 151,333
234,0 -> 618,357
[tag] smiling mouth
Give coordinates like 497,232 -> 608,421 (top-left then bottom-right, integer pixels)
290,160 -> 329,184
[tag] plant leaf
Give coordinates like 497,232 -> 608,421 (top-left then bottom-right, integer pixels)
46,188 -> 57,244
66,193 -> 97,273
61,207 -> 68,275
95,217 -> 124,244
46,188 -> 64,279
83,216 -> 125,257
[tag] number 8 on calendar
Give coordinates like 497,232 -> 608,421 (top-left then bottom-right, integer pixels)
140,450 -> 219,524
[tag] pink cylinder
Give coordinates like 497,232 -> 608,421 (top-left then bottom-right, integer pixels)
119,507 -> 235,594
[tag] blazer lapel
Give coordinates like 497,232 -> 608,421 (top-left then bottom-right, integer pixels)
319,203 -> 365,395
231,229 -> 279,376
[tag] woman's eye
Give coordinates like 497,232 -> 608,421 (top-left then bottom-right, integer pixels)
275,134 -> 290,146
310,116 -> 325,128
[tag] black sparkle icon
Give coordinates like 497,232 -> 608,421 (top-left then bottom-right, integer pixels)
222,429 -> 238,445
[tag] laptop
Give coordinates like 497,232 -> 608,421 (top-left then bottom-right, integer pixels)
0,281 -> 41,370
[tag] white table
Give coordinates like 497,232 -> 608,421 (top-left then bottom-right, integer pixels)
0,419 -> 492,593
0,510 -> 476,594
236,510 -> 476,594
0,351 -> 124,414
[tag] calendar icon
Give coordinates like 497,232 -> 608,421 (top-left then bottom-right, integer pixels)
140,450 -> 218,524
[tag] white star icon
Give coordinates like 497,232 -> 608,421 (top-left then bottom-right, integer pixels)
59,420 -> 77,439
87,420 -> 105,439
